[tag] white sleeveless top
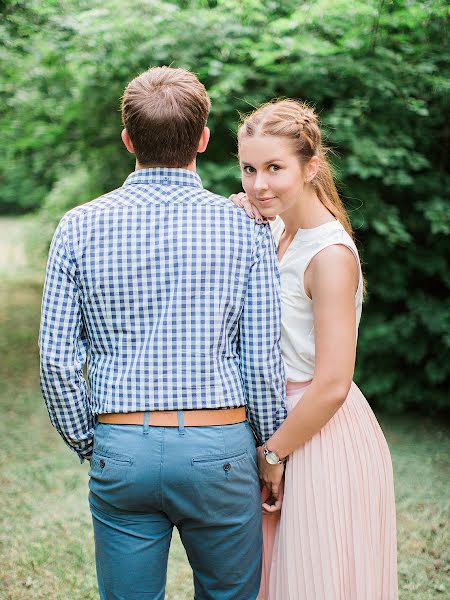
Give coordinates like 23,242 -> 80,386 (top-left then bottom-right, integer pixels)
270,217 -> 363,382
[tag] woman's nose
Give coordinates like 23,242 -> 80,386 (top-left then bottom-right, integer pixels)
254,174 -> 269,192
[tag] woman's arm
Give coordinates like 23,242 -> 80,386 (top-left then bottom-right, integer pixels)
259,244 -> 359,490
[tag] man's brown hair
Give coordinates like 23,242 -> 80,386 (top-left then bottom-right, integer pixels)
121,66 -> 210,167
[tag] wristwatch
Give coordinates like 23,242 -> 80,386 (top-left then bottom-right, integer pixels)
263,443 -> 286,465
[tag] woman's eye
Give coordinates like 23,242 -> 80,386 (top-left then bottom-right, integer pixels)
269,164 -> 280,172
243,166 -> 255,174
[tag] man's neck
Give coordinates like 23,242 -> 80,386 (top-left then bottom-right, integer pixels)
135,159 -> 197,172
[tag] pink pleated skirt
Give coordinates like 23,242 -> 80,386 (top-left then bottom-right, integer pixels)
258,381 -> 398,600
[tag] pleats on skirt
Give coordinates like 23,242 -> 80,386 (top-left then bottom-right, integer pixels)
258,380 -> 398,600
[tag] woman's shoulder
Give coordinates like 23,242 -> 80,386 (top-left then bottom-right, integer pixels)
308,221 -> 360,260
306,225 -> 362,297
309,243 -> 358,272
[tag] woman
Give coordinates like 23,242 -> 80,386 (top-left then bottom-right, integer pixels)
232,100 -> 398,599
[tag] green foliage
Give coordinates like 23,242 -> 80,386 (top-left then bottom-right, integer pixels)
26,166 -> 101,264
1,0 -> 448,413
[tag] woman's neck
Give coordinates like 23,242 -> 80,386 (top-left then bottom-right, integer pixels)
281,190 -> 335,237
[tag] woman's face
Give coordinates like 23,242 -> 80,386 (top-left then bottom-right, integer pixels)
239,135 -> 307,219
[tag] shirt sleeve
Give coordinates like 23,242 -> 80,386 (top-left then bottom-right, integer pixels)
39,216 -> 94,462
239,223 -> 287,444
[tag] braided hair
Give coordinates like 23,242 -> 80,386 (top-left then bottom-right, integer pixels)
238,99 -> 353,239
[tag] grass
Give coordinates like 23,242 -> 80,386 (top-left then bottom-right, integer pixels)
0,280 -> 194,600
0,218 -> 448,599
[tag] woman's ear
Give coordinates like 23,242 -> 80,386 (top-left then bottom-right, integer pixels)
306,156 -> 320,182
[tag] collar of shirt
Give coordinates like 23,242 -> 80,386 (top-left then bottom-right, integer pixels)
123,167 -> 203,189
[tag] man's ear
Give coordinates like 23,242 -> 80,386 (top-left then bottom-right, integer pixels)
121,128 -> 135,154
197,127 -> 210,154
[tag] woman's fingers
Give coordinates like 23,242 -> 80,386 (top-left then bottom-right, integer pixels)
251,205 -> 266,224
239,195 -> 273,225
228,192 -> 247,208
261,477 -> 284,513
261,486 -> 284,513
228,192 -> 275,225
232,192 -> 255,219
262,499 -> 282,513
240,196 -> 256,219
229,193 -> 255,218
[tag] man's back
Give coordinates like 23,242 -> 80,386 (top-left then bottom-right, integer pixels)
39,66 -> 286,600
40,168 -> 285,459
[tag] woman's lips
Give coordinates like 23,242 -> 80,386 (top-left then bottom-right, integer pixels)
256,197 -> 276,203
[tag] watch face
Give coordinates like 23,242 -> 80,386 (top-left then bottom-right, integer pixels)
265,451 -> 279,465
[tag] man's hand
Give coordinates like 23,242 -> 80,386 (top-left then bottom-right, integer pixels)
257,446 -> 285,509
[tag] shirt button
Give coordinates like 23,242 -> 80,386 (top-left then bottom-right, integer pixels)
162,177 -> 169,183
99,459 -> 106,468
223,463 -> 231,472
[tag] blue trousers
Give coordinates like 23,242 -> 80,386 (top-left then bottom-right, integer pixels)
88,414 -> 262,600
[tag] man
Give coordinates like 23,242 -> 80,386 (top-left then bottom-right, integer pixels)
39,66 -> 286,600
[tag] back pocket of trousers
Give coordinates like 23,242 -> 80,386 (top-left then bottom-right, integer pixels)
191,449 -> 258,519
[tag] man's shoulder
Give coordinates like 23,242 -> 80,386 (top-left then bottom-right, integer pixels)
58,183 -> 264,240
59,186 -> 134,227
200,188 -> 261,228
191,186 -> 235,209
199,189 -> 274,246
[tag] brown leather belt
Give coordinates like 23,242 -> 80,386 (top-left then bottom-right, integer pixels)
97,406 -> 247,427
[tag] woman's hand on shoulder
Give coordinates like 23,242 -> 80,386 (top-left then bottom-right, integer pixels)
228,192 -> 273,224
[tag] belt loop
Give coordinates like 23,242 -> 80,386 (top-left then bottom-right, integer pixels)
143,411 -> 150,435
177,410 -> 185,435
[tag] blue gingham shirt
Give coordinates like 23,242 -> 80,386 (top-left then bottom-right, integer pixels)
39,168 -> 286,461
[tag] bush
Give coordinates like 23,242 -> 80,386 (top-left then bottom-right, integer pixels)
3,0 -> 448,413
26,166 -> 100,265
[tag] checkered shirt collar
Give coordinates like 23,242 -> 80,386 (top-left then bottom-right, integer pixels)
124,167 -> 203,189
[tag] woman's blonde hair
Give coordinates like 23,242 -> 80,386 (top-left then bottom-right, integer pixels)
238,99 -> 353,239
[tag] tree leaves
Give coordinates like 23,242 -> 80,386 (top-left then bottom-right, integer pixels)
2,0 -> 448,412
